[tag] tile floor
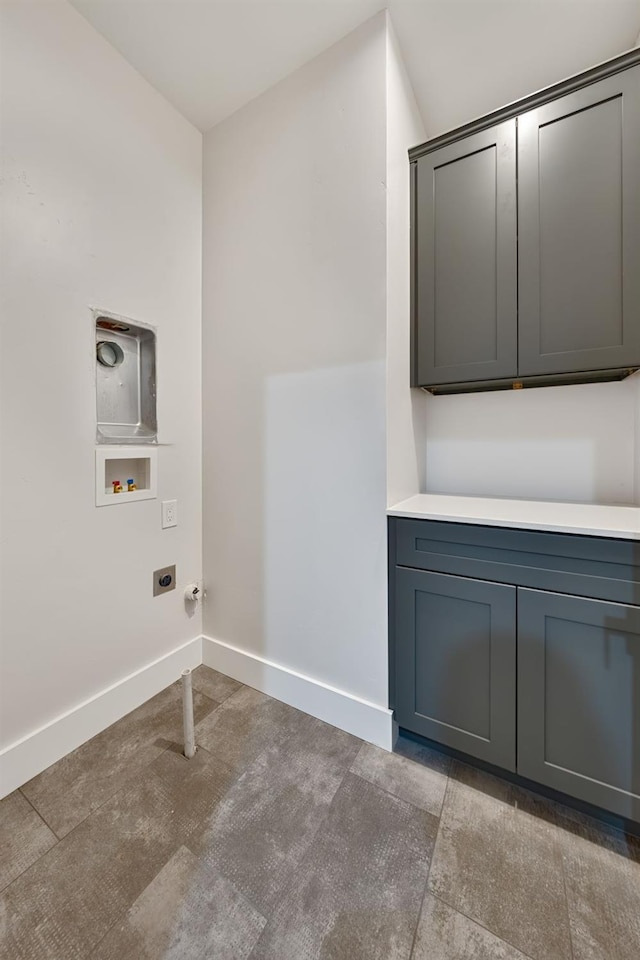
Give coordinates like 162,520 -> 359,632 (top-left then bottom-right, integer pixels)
1,666 -> 639,959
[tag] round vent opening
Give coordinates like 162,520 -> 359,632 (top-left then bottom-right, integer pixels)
96,340 -> 125,368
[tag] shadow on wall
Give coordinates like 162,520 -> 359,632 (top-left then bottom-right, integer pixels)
424,373 -> 640,505
264,361 -> 388,705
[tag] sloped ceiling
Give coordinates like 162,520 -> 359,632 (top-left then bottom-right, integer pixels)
70,0 -> 640,135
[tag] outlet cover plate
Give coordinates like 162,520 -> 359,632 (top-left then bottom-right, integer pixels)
153,564 -> 176,597
162,500 -> 178,528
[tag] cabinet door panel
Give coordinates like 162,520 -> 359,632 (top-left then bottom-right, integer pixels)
413,121 -> 517,386
395,569 -> 516,770
518,67 -> 640,375
517,589 -> 640,821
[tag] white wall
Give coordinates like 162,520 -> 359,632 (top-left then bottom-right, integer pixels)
424,375 -> 640,505
0,0 -> 203,756
202,14 -> 389,711
385,16 -> 427,508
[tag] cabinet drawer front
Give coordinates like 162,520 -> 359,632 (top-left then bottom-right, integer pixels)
395,569 -> 516,770
518,66 -> 640,376
517,589 -> 640,821
395,518 -> 640,604
413,121 -> 517,386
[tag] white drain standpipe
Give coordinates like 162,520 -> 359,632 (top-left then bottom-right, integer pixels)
182,668 -> 196,759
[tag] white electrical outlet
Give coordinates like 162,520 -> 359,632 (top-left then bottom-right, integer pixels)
162,499 -> 178,528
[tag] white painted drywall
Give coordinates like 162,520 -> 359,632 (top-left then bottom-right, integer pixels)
391,0 -> 640,140
385,16 -> 427,508
202,14 -> 389,709
69,0 -> 383,131
425,375 -> 640,505
633,373 -> 640,503
0,0 -> 203,753
66,0 -> 640,135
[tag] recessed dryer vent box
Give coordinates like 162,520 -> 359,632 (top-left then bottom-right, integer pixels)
95,310 -> 157,444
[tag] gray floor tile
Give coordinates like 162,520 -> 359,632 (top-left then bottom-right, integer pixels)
92,846 -> 265,960
5,669 -> 635,960
190,664 -> 242,704
350,738 -> 449,816
559,818 -> 640,960
150,742 -> 237,836
507,784 -> 640,959
21,684 -> 218,838
0,792 -> 57,892
250,772 -> 438,960
412,894 -> 531,960
195,685 -> 319,776
0,754 -> 234,960
427,762 -> 572,960
188,712 -> 360,914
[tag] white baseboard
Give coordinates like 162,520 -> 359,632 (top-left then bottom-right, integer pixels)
1,634 -> 393,798
201,635 -> 394,750
0,636 -> 202,799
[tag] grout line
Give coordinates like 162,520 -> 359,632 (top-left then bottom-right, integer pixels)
191,670 -> 245,706
348,763 -> 449,818
18,786 -> 62,840
428,890 -> 539,960
407,867 -> 429,959
408,770 -> 452,959
35,685 -> 226,844
188,745 -> 361,928
87,895 -> 137,957
0,793 -> 61,894
86,843 -> 186,958
4,685 -> 214,890
15,685 -> 215,847
34,744 -> 174,845
0,852 -> 55,896
425,772 -> 449,891
558,846 -> 576,960
426,773 -> 567,960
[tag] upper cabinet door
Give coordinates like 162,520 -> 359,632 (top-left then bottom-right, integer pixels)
518,67 -> 640,377
413,121 -> 517,387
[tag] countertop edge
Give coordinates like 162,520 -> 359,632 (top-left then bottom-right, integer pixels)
386,503 -> 640,541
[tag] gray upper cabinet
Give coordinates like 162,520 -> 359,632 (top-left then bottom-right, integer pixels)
395,567 -> 516,770
518,69 -> 640,377
413,122 -> 517,386
517,589 -> 640,822
410,51 -> 640,393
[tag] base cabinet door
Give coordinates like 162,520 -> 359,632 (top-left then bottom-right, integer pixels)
517,589 -> 640,821
395,569 -> 516,770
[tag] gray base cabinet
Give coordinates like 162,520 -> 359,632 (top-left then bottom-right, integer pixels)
395,569 -> 516,770
517,590 -> 640,822
390,517 -> 640,823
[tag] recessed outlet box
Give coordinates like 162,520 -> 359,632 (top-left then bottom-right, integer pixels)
153,564 -> 176,597
95,309 -> 157,445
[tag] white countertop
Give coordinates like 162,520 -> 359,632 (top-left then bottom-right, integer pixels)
387,494 -> 640,540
